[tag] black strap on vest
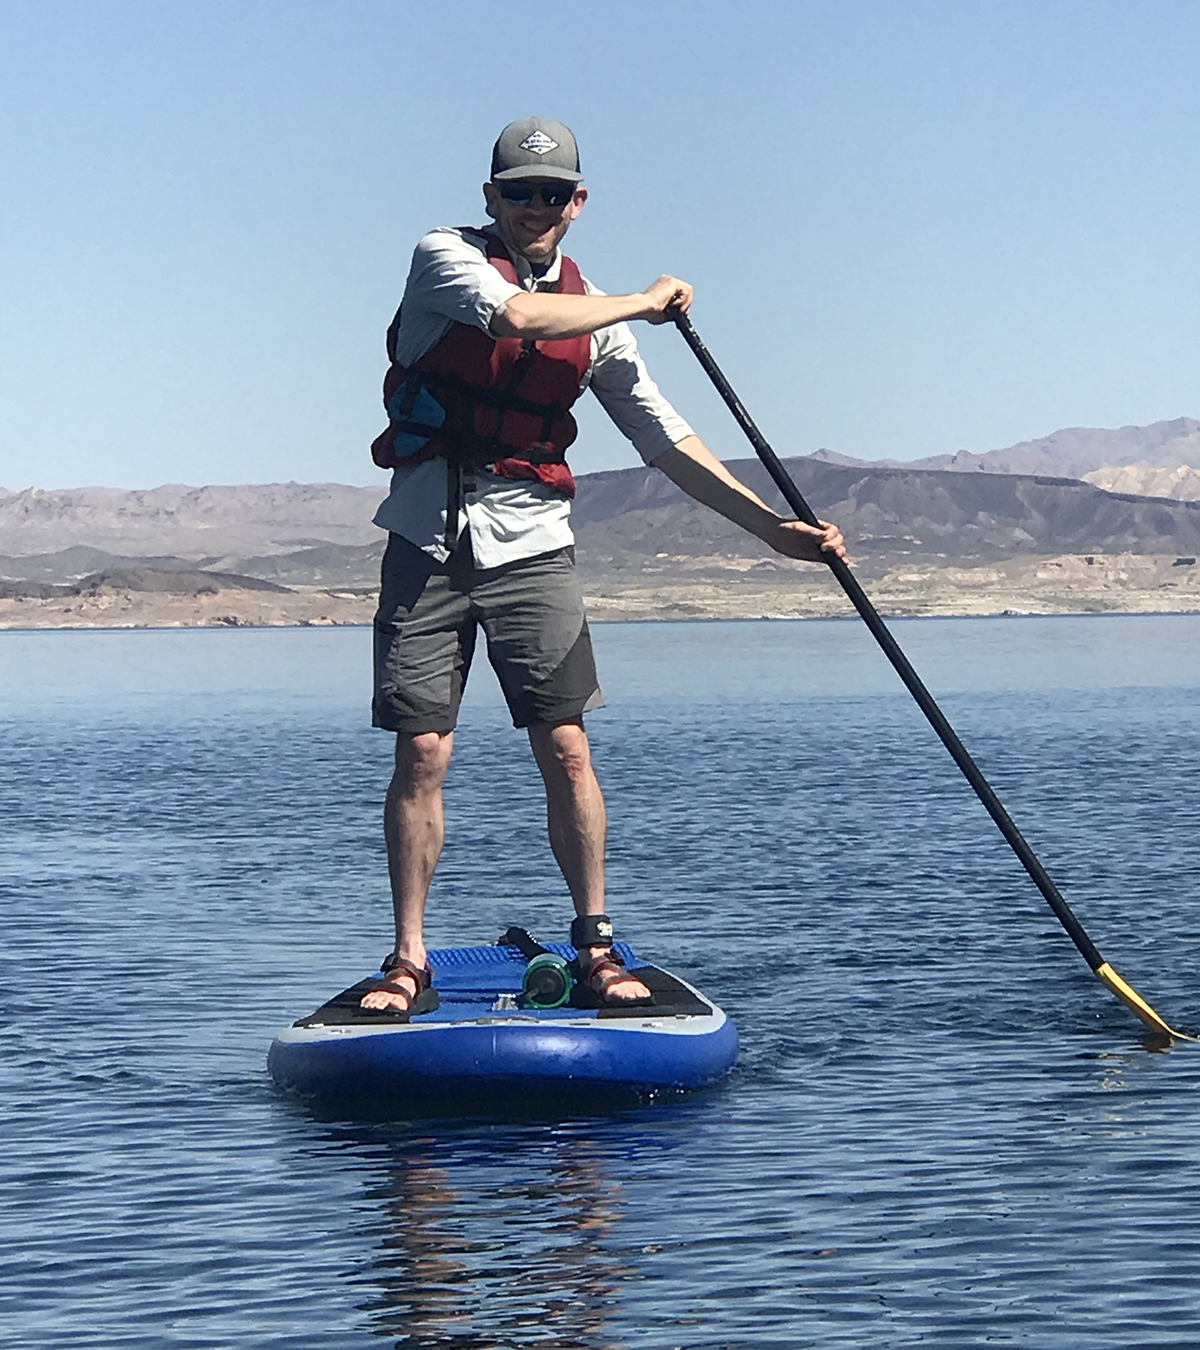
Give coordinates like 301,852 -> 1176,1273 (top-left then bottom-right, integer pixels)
440,340 -> 541,552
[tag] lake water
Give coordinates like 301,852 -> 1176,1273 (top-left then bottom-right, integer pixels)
4,615 -> 1200,1349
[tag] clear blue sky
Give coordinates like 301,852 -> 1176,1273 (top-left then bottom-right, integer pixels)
2,0 -> 1197,490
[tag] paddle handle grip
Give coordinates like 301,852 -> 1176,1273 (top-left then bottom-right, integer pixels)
671,309 -> 1105,971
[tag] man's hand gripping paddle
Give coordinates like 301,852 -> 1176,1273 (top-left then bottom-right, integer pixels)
671,307 -> 1196,1043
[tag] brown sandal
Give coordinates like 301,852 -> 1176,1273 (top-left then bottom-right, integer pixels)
570,915 -> 653,1008
359,954 -> 440,1017
579,951 -> 653,1007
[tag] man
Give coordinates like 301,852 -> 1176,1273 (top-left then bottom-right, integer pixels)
362,117 -> 845,1014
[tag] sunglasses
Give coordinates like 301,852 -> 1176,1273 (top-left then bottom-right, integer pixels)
496,180 -> 578,208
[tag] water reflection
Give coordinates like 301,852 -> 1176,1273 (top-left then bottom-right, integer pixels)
347,1130 -> 638,1350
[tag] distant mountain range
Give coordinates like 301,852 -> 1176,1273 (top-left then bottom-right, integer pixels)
2,419 -> 1198,591
570,455 -> 1200,573
0,481 -> 381,558
809,416 -> 1200,478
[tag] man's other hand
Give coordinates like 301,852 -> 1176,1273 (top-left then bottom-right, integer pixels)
640,275 -> 693,323
771,518 -> 847,563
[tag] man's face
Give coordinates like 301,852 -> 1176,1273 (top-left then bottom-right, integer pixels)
483,179 -> 588,265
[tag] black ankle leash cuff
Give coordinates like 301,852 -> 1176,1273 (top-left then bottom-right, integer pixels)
570,914 -> 614,948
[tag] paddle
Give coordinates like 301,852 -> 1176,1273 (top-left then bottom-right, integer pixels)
671,307 -> 1193,1041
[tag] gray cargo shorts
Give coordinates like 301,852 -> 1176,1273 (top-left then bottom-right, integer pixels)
372,531 -> 605,734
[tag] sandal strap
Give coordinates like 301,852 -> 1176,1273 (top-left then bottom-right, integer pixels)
380,954 -> 434,990
370,978 -> 424,999
582,952 -> 631,992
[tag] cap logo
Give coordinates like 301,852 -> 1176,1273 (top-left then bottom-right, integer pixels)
519,130 -> 559,155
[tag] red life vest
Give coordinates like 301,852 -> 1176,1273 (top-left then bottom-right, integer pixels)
370,230 -> 592,501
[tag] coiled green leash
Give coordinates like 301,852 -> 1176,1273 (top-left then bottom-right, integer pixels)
521,952 -> 572,1009
498,927 -> 573,1009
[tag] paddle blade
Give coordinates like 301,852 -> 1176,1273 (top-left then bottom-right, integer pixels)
1095,962 -> 1192,1040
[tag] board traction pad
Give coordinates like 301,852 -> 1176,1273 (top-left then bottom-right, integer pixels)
294,941 -> 712,1028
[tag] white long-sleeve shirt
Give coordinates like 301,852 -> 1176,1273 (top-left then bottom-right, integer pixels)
372,224 -> 693,567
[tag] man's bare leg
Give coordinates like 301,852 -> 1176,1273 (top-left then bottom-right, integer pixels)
527,718 -> 650,1002
361,730 -> 454,1011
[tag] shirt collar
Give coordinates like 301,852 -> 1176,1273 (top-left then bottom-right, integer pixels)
483,223 -> 562,289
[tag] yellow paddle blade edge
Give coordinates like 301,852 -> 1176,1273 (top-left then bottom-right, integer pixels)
1095,962 -> 1199,1042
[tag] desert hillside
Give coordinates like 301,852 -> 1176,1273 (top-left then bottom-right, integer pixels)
1082,463 -> 1200,501
3,419 -> 1199,626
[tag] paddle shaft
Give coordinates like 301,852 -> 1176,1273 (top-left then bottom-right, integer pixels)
671,311 -> 1106,969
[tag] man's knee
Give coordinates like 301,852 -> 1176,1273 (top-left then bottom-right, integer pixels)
530,719 -> 593,784
392,731 -> 454,795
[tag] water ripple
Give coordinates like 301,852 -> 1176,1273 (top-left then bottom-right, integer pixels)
3,618 -> 1199,1348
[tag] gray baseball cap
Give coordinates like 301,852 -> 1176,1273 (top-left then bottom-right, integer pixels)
491,117 -> 583,183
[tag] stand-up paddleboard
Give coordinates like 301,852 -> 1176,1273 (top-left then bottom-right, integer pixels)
268,932 -> 738,1107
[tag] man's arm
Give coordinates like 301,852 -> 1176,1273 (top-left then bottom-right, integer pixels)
652,436 -> 847,563
490,275 -> 693,340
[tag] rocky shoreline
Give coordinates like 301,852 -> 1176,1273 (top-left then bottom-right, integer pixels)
2,552 -> 1196,630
